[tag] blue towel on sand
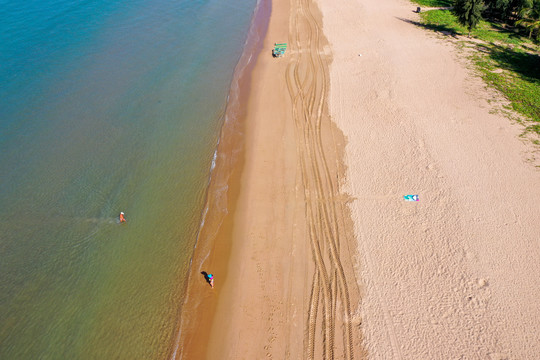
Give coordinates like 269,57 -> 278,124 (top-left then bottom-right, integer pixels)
404,195 -> 419,201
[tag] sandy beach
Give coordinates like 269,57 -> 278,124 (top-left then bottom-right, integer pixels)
177,0 -> 540,358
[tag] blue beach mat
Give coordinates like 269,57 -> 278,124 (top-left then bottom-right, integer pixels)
404,195 -> 419,201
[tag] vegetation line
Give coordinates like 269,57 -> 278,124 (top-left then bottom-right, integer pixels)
410,0 -> 540,137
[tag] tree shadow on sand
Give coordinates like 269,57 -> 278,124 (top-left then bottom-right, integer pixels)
396,16 -> 459,38
397,16 -> 540,82
488,44 -> 540,82
485,44 -> 540,122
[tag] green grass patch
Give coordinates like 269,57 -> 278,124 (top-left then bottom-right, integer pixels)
418,9 -> 540,135
420,9 -> 464,33
420,10 -> 524,43
410,0 -> 453,7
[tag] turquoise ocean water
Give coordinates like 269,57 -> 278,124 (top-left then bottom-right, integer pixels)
0,0 -> 258,358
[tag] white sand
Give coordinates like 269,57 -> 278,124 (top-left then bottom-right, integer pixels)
320,0 -> 540,358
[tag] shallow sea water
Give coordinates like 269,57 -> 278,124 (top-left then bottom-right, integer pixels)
0,0 -> 256,358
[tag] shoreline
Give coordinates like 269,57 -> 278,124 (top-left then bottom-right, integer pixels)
169,0 -> 272,358
204,0 -> 364,357
172,0 -> 540,357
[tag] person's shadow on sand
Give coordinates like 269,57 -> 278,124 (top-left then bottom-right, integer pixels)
201,271 -> 212,286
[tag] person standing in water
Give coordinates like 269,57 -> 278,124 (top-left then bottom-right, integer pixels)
119,212 -> 127,223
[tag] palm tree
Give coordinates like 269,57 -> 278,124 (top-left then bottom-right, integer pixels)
453,0 -> 486,37
516,2 -> 540,39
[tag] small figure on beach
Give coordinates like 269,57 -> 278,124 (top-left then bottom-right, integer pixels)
201,271 -> 214,288
119,212 -> 127,223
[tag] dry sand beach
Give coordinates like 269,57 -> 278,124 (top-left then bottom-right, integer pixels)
176,0 -> 540,358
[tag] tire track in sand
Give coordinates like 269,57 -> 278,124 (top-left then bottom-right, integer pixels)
284,0 -> 361,358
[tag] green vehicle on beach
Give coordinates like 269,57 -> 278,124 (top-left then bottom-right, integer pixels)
272,43 -> 287,57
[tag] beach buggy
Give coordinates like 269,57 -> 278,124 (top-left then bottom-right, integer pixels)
272,43 -> 287,58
